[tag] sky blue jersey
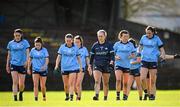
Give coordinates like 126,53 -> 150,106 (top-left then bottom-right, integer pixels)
113,41 -> 135,68
7,39 -> 30,66
58,43 -> 80,72
79,46 -> 89,69
130,48 -> 141,70
30,47 -> 49,72
139,35 -> 163,62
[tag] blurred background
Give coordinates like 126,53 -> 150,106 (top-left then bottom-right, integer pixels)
0,0 -> 180,91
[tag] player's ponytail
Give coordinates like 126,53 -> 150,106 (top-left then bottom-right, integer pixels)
128,38 -> 137,48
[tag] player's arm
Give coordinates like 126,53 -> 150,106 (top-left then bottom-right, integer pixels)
109,43 -> 114,65
165,55 -> 174,60
86,57 -> 92,76
89,44 -> 95,66
113,43 -> 121,60
24,48 -> 30,68
89,45 -> 95,73
160,47 -> 166,60
77,55 -> 83,72
6,51 -> 11,73
45,58 -> 49,67
165,54 -> 180,60
41,57 -> 49,71
27,57 -> 32,75
138,45 -> 143,53
55,54 -> 61,70
86,57 -> 90,67
131,56 -> 141,65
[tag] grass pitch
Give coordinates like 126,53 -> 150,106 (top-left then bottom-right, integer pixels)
0,90 -> 180,107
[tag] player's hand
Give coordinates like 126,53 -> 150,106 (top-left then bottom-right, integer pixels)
6,65 -> 10,74
88,65 -> 92,76
108,63 -> 114,72
54,66 -> 58,71
110,60 -> 114,65
129,53 -> 135,59
115,55 -> 120,60
160,53 -> 166,60
27,69 -> 31,75
54,66 -> 60,74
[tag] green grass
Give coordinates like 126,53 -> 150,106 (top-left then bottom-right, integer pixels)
0,90 -> 180,107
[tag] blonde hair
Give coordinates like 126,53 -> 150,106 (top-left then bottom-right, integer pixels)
97,29 -> 107,37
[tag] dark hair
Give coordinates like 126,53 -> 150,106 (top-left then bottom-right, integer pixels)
65,33 -> 73,39
74,35 -> 83,46
14,29 -> 23,40
14,29 -> 23,34
34,37 -> 43,44
119,30 -> 129,38
128,38 -> 136,48
145,26 -> 157,34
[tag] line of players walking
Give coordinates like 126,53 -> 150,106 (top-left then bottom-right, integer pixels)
6,27 -> 180,101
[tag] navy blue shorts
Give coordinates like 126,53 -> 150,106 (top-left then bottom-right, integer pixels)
61,69 -> 79,75
141,61 -> 158,69
115,66 -> 130,73
130,68 -> 140,77
10,64 -> 26,74
93,64 -> 113,73
33,71 -> 47,77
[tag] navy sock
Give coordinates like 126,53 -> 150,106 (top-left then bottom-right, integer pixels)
117,92 -> 120,97
95,94 -> 99,98
144,89 -> 148,93
66,93 -> 69,98
104,96 -> 107,100
14,95 -> 17,101
35,97 -> 38,101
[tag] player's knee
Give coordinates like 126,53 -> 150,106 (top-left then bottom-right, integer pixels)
151,79 -> 156,85
116,80 -> 121,84
33,83 -> 38,88
124,83 -> 128,88
40,83 -> 46,89
103,82 -> 109,88
95,81 -> 99,85
69,82 -> 75,87
136,84 -> 142,90
76,82 -> 81,88
19,84 -> 24,88
64,84 -> 68,90
41,86 -> 46,91
13,80 -> 18,85
141,77 -> 147,83
141,75 -> 147,80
